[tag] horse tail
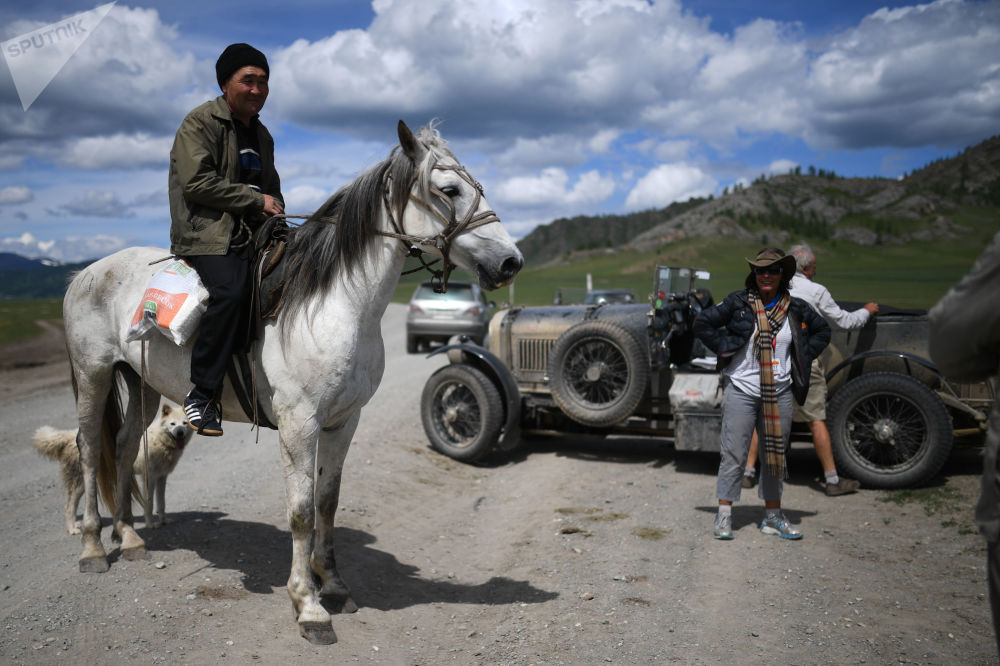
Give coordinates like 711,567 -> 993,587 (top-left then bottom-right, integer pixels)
96,365 -> 127,514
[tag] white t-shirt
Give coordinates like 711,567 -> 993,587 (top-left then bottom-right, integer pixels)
724,316 -> 793,397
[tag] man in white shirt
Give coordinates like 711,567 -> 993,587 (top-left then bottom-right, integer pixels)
743,243 -> 878,496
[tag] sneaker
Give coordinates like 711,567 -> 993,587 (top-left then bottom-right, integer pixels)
760,513 -> 803,540
742,474 -> 757,489
713,513 -> 734,540
184,392 -> 223,437
824,477 -> 861,496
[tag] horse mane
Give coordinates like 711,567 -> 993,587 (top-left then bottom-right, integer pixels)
278,124 -> 453,339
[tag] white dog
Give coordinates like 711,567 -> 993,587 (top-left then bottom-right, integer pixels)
33,403 -> 193,532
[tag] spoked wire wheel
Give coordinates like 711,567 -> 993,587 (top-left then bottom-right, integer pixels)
547,321 -> 647,427
828,372 -> 952,488
421,364 -> 502,462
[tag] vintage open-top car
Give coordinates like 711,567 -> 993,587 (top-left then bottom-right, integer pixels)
419,266 -> 995,488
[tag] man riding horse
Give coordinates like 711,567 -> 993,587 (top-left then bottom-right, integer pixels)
168,43 -> 285,436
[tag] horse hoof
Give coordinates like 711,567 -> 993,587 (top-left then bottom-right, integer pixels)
299,622 -> 337,645
121,545 -> 147,561
79,556 -> 110,573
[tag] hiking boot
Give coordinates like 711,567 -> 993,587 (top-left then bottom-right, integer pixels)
742,473 -> 757,489
760,513 -> 803,540
184,391 -> 223,437
824,477 -> 861,496
713,513 -> 734,540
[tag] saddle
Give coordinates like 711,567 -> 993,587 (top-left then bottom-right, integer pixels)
225,216 -> 294,431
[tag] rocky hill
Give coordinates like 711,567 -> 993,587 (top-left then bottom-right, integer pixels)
517,136 -> 1000,263
516,198 -> 708,266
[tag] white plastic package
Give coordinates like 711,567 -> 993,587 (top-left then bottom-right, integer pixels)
125,258 -> 209,346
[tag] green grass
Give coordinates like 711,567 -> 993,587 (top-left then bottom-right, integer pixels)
388,212 -> 998,309
0,300 -> 63,344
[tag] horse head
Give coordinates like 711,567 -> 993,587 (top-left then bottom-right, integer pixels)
395,120 -> 523,292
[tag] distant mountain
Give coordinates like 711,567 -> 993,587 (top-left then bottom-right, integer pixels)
516,135 -> 1000,262
0,252 -> 51,270
0,258 -> 90,300
516,197 -> 709,266
629,135 -> 1000,252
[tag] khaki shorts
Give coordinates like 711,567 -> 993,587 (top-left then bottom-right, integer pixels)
793,358 -> 827,422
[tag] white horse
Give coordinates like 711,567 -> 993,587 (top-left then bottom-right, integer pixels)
62,121 -> 523,644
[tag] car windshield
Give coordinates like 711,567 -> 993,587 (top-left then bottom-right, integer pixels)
583,290 -> 633,304
414,284 -> 475,301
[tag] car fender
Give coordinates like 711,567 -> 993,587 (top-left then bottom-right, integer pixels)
427,342 -> 522,451
825,349 -> 944,387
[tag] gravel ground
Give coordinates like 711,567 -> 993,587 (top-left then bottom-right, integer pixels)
0,304 -> 996,664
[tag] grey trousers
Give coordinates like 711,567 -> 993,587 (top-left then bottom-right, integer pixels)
716,382 -> 793,503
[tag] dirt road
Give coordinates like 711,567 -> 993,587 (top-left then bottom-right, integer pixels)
0,305 -> 995,664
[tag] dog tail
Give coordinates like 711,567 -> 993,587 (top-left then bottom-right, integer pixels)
32,426 -> 77,461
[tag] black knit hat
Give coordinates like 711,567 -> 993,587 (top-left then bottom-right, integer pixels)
215,43 -> 269,89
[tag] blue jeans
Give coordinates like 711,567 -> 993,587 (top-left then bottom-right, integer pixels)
716,383 -> 793,503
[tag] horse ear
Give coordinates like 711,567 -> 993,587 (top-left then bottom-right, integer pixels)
398,120 -> 421,161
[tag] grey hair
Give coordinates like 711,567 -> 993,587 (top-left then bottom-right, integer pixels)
789,243 -> 815,272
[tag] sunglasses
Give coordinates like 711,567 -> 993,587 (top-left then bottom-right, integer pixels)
754,266 -> 783,276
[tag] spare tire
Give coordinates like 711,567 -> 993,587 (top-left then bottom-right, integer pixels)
828,372 -> 953,488
547,320 -> 648,427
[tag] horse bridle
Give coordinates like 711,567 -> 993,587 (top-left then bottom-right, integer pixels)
380,162 -> 500,293
271,159 -> 500,294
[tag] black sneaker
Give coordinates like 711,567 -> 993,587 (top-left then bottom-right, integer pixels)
184,391 -> 223,436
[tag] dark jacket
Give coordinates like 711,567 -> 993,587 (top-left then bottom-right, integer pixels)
168,96 -> 283,256
693,289 -> 831,405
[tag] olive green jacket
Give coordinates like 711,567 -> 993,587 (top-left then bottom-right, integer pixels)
168,95 -> 283,256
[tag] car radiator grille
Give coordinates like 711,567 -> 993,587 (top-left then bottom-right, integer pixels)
516,338 -> 555,374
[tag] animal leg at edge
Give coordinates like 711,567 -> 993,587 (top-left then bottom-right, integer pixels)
74,369 -> 113,572
312,414 -> 359,614
112,374 -> 159,560
279,417 -> 336,644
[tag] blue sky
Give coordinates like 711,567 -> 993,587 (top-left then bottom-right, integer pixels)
0,0 -> 997,261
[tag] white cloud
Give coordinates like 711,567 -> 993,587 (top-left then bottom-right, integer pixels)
625,163 -> 717,210
1,6 -> 204,151
60,190 -> 133,218
496,168 -> 615,209
766,159 -> 799,175
0,186 -> 33,205
0,0 -> 997,252
283,185 -> 333,215
1,231 -> 125,261
805,0 -> 1000,148
60,133 -> 172,170
654,140 -> 695,162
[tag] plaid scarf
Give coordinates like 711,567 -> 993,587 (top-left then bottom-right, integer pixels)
750,289 -> 790,480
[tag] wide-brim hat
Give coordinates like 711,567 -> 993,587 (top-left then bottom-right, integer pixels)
745,247 -> 796,277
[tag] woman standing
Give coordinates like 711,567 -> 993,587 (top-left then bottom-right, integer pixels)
693,248 -> 830,540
